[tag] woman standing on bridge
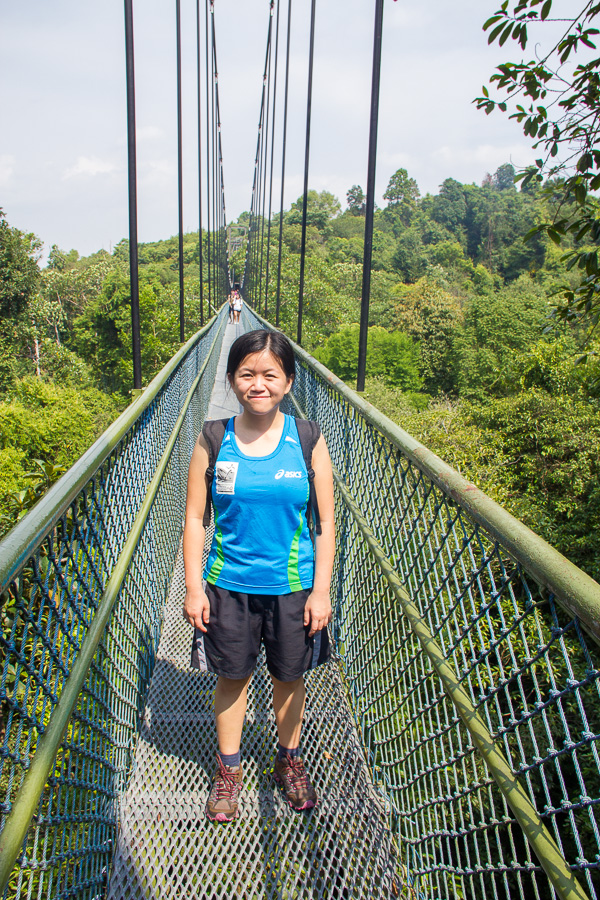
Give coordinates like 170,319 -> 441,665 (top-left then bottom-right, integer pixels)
182,329 -> 335,822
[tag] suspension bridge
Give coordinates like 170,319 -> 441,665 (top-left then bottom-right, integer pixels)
2,2 -> 600,899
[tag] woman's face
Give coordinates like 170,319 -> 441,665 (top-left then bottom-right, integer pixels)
228,350 -> 293,415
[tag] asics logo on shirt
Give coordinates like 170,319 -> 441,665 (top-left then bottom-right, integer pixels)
275,469 -> 303,480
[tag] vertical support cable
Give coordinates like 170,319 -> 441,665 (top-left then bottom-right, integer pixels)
297,0 -> 317,346
196,0 -> 204,326
259,101 -> 269,312
264,0 -> 281,319
213,9 -> 227,306
259,5 -> 273,316
205,0 -> 212,314
255,110 -> 265,307
276,0 -> 292,328
357,0 -> 384,391
176,0 -> 185,342
124,0 -> 142,389
211,23 -> 217,310
259,5 -> 274,314
253,120 -> 264,307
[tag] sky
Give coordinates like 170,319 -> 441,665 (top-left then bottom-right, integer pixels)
1,0 -> 559,262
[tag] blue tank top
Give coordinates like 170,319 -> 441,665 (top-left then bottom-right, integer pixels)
203,414 -> 315,594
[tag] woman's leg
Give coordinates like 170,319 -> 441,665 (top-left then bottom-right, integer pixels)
271,675 -> 317,809
215,674 -> 251,754
206,675 -> 250,821
271,675 -> 305,749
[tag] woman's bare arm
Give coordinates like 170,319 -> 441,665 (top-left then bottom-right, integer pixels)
182,434 -> 211,632
304,434 -> 335,637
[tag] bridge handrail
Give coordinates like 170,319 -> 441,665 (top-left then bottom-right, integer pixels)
0,319 -> 224,891
0,309 -> 226,897
330,461 -> 587,900
0,313 -> 219,595
248,308 -> 600,643
246,305 -> 600,899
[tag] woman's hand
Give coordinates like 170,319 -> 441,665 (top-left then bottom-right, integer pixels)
183,586 -> 211,633
303,589 -> 332,637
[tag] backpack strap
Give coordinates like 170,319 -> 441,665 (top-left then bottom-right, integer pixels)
295,418 -> 322,536
201,416 -> 323,536
201,418 -> 230,527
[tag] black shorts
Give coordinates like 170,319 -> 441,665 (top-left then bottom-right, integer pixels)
190,583 -> 330,682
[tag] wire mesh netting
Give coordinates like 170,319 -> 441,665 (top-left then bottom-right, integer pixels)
245,304 -> 600,900
2,303 -> 600,900
0,311 -> 226,899
107,543 -> 399,900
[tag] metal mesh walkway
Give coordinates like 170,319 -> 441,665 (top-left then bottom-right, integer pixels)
4,310 -> 600,900
107,321 -> 400,899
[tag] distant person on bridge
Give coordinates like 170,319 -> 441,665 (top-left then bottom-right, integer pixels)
232,290 -> 243,323
183,329 -> 335,822
227,291 -> 234,324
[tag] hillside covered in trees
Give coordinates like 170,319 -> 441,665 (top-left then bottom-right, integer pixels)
1,161 -> 599,580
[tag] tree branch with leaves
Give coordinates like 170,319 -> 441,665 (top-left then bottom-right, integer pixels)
475,0 -> 600,336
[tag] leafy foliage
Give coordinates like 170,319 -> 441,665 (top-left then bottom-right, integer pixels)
0,378 -> 120,536
476,0 -> 600,335
316,324 -> 422,389
346,185 -> 365,216
365,384 -> 600,580
0,209 -> 41,321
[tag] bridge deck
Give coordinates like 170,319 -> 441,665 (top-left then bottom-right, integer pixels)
107,321 -> 399,899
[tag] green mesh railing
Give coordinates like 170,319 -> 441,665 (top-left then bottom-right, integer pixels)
244,306 -> 600,900
2,301 -> 600,900
0,309 -> 227,899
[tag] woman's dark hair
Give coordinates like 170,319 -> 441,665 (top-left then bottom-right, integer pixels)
227,330 -> 296,380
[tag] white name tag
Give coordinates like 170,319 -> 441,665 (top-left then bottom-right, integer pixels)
215,461 -> 239,494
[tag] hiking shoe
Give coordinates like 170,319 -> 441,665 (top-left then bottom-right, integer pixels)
273,754 -> 317,811
206,755 -> 243,822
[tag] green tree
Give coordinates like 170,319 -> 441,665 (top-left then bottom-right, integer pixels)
47,245 -> 80,271
476,0 -> 600,334
317,323 -> 421,389
71,269 -> 187,396
0,378 -> 120,537
431,178 -> 468,240
392,228 -> 428,282
376,391 -> 600,580
0,210 -> 41,321
492,162 -> 516,190
383,168 -> 420,225
346,185 -> 365,216
286,190 -> 341,231
455,275 -> 550,398
393,276 -> 463,394
383,168 -> 420,206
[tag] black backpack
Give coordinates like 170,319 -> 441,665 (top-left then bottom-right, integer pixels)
201,417 -> 322,536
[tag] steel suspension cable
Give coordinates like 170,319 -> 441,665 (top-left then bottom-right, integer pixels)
204,0 -> 212,314
211,29 -> 217,311
357,0 -> 385,391
297,0 -> 317,346
246,2 -> 275,311
255,118 -> 264,307
275,0 -> 292,328
176,0 -> 185,342
123,0 -> 142,388
259,4 -> 275,314
211,9 -> 228,298
196,0 -> 204,326
264,0 -> 281,318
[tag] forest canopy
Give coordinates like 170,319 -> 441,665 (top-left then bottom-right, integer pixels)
1,149 -> 599,579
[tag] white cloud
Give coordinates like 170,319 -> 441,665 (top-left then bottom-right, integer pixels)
430,142 -> 537,176
63,156 -> 119,179
140,159 -> 175,186
0,155 -> 16,187
136,125 -> 164,143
